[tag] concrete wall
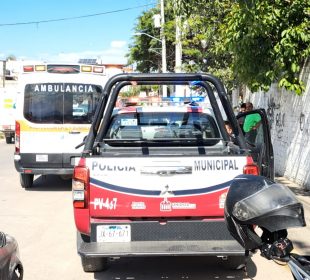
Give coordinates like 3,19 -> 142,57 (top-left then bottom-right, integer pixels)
243,62 -> 310,189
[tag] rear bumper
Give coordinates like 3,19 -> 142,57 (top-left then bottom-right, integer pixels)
77,220 -> 244,257
15,167 -> 73,175
78,240 -> 244,257
14,152 -> 75,175
14,158 -> 73,175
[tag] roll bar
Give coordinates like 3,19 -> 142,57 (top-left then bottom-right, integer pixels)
83,73 -> 247,154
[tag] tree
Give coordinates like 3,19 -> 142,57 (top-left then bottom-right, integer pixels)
176,0 -> 237,91
128,0 -> 309,95
6,55 -> 16,61
221,0 -> 310,95
177,0 -> 310,94
127,5 -> 176,73
127,1 -> 239,92
127,8 -> 160,73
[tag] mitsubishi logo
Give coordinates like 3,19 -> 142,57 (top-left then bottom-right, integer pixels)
160,185 -> 174,196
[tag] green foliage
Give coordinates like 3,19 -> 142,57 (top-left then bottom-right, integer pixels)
6,55 -> 16,61
127,7 -> 161,73
127,0 -> 309,95
120,88 -> 140,98
127,4 -> 176,73
222,0 -> 309,94
120,85 -> 159,97
178,0 -> 237,91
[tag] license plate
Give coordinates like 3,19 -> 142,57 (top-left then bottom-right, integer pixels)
36,154 -> 48,162
97,225 -> 131,242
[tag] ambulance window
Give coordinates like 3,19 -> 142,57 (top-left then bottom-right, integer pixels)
23,83 -> 102,124
24,84 -> 63,124
64,85 -> 101,124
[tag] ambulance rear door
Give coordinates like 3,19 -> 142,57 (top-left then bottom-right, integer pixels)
18,74 -> 103,171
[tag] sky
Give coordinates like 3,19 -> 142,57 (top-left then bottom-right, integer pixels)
0,0 -> 156,64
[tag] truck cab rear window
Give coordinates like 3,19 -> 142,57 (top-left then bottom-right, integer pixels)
23,83 -> 102,124
106,112 -> 220,141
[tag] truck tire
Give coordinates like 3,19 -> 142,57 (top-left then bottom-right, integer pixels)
12,264 -> 23,280
20,174 -> 34,189
217,255 -> 246,270
81,256 -> 109,272
226,256 -> 247,270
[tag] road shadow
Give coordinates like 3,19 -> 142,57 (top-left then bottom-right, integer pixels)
26,174 -> 72,191
289,185 -> 310,197
93,256 -> 257,280
291,239 -> 310,255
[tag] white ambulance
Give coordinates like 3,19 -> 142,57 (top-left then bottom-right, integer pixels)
14,63 -> 108,188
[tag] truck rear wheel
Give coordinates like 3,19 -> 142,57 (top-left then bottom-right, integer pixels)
81,256 -> 109,272
223,256 -> 247,270
20,174 -> 34,189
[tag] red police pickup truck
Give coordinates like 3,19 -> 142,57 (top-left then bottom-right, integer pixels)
72,73 -> 274,272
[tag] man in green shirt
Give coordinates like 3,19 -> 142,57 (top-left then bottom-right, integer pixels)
243,102 -> 261,144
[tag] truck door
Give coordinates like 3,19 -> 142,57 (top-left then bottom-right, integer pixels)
237,109 -> 274,179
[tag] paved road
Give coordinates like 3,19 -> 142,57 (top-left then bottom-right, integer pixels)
275,177 -> 310,255
0,139 -> 309,280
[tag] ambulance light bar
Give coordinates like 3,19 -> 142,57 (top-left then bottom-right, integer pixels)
93,66 -> 104,73
47,65 -> 80,73
35,65 -> 46,71
81,65 -> 92,72
23,65 -> 35,72
22,64 -> 105,75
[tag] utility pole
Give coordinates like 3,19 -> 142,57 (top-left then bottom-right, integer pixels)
175,18 -> 182,73
160,0 -> 167,97
1,60 -> 6,88
174,0 -> 183,96
174,0 -> 182,74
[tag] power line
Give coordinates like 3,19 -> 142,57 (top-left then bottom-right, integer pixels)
0,3 -> 156,27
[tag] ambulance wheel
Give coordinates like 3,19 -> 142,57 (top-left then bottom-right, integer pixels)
20,174 -> 34,189
81,256 -> 109,272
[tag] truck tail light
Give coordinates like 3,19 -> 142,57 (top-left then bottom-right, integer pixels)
15,121 -> 20,154
243,156 -> 259,175
72,162 -> 89,209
